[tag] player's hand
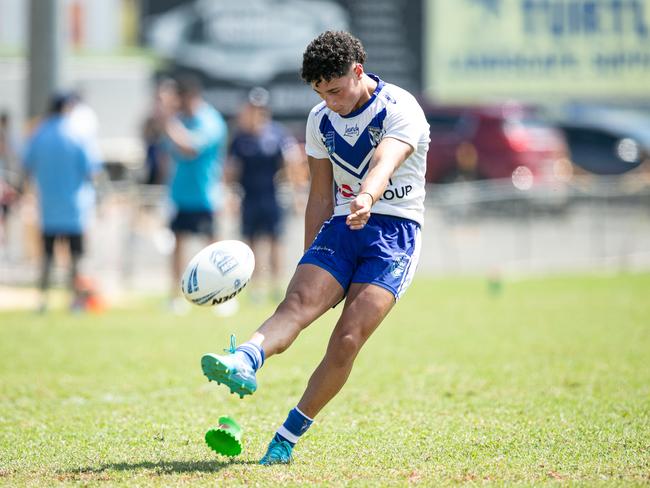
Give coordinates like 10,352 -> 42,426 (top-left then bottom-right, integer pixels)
346,192 -> 373,230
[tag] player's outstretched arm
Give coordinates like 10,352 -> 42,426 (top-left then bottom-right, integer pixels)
304,156 -> 334,250
346,137 -> 413,230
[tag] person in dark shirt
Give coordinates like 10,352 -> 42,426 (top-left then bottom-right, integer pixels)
229,87 -> 301,300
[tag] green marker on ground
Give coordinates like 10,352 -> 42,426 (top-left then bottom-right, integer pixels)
205,416 -> 243,457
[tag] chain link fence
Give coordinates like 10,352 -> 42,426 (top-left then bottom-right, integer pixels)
2,173 -> 650,299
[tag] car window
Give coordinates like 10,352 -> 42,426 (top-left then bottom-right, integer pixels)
564,127 -> 619,145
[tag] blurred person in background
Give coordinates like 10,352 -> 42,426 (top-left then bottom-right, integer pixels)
0,110 -> 20,256
0,110 -> 20,181
21,93 -> 101,313
141,78 -> 177,185
67,88 -> 102,163
154,74 -> 228,314
228,87 -> 302,302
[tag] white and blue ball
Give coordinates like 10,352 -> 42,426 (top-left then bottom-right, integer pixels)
181,240 -> 255,307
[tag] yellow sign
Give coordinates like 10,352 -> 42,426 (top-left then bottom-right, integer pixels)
426,0 -> 650,101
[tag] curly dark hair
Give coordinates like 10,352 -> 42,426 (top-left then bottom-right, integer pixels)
301,31 -> 367,85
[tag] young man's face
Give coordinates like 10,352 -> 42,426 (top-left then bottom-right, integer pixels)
312,64 -> 364,116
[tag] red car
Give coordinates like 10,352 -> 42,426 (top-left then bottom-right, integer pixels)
423,103 -> 570,187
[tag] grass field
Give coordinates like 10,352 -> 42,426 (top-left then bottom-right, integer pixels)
1,273 -> 649,486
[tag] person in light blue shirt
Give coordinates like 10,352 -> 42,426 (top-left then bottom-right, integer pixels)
156,74 -> 227,306
22,92 -> 101,312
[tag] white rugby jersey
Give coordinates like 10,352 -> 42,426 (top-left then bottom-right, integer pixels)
305,74 -> 430,225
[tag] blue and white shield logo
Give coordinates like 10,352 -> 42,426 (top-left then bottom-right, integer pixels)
390,254 -> 410,278
368,127 -> 383,147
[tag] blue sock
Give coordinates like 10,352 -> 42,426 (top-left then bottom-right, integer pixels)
274,407 -> 314,447
235,342 -> 265,371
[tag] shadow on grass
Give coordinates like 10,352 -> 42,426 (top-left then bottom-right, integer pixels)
70,458 -> 257,475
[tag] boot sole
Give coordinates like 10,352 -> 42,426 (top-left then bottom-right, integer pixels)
201,354 -> 256,399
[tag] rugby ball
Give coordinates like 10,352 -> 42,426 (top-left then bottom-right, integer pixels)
181,240 -> 255,306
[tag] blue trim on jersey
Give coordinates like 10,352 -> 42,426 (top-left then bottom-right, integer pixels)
341,74 -> 385,119
330,152 -> 370,179
318,109 -> 387,178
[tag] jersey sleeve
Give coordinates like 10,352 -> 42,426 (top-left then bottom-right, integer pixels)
304,107 -> 329,160
383,96 -> 428,151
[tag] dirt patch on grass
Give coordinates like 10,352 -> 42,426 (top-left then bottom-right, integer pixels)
55,471 -> 112,482
0,286 -> 39,310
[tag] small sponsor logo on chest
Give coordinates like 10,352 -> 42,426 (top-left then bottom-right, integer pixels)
343,124 -> 359,137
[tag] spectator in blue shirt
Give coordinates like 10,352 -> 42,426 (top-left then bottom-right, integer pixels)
22,92 -> 100,312
155,74 -> 227,309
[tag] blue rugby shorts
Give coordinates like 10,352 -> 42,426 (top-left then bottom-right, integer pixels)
299,213 -> 421,300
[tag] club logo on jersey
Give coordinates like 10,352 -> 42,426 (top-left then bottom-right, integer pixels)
368,126 -> 383,147
324,131 -> 335,155
343,124 -> 359,138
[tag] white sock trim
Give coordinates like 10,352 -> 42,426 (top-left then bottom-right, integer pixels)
238,343 -> 263,365
276,425 -> 299,443
294,406 -> 314,422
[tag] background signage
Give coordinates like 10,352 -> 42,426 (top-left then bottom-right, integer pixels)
141,0 -> 423,122
427,0 -> 650,101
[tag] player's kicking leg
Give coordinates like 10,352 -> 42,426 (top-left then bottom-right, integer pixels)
259,282 -> 394,465
200,264 -> 343,397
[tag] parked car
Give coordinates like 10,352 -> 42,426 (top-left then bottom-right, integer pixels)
553,104 -> 650,175
422,103 -> 570,188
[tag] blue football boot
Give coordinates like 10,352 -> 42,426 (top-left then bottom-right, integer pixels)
201,335 -> 257,399
259,438 -> 293,465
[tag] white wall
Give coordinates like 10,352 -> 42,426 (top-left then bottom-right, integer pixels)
82,0 -> 122,52
0,0 -> 25,48
0,0 -> 124,52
